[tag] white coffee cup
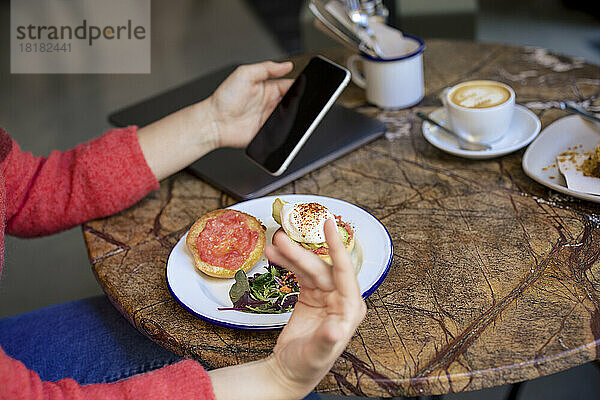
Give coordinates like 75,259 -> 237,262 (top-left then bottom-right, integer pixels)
443,80 -> 515,144
347,35 -> 425,109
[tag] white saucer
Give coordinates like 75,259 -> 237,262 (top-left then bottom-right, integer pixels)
422,105 -> 541,159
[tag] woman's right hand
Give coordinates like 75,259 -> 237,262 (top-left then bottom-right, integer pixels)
264,219 -> 367,398
208,219 -> 365,400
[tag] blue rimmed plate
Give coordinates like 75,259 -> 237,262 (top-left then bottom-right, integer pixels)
166,194 -> 393,330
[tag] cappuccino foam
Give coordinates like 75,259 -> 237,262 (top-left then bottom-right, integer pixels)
450,83 -> 511,109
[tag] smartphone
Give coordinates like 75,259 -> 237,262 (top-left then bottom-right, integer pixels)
245,56 -> 351,176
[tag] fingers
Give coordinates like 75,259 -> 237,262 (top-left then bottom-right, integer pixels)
264,243 -> 315,288
324,219 -> 360,298
274,78 -> 294,97
261,79 -> 295,125
238,61 -> 293,83
267,221 -> 361,299
266,230 -> 335,291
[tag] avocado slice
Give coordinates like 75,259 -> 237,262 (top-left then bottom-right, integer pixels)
272,198 -> 287,226
338,224 -> 350,245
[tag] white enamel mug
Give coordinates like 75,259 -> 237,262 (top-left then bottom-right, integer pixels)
347,35 -> 425,109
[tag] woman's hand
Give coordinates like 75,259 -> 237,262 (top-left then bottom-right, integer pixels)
136,60 -> 293,181
208,61 -> 294,148
264,219 -> 367,398
208,219 -> 365,400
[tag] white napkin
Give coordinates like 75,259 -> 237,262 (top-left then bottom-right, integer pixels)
557,152 -> 600,195
368,19 -> 415,59
324,0 -> 413,59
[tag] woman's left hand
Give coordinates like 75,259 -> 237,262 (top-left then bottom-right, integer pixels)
136,60 -> 293,181
208,61 -> 294,148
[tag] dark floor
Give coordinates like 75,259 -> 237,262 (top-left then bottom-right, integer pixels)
1,0 -> 599,399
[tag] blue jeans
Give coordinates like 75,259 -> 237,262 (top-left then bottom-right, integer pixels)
0,296 -> 183,384
0,295 -> 322,399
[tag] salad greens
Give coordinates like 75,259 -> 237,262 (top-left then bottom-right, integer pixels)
218,263 -> 299,314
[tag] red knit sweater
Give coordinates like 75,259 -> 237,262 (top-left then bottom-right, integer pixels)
0,127 -> 215,400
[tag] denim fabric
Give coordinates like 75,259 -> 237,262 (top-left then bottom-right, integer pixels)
0,295 -> 182,384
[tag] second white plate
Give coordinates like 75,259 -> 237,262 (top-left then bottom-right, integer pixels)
522,115 -> 600,203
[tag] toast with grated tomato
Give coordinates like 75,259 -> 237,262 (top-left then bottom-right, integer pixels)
186,209 -> 266,278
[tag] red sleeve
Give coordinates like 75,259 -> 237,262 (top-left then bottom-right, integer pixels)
1,347 -> 216,400
0,126 -> 159,237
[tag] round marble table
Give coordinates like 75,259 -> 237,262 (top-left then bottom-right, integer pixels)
82,40 -> 600,397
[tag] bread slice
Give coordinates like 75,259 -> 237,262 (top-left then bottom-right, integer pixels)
186,209 -> 266,278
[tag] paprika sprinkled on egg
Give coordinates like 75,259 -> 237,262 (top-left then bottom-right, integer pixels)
281,202 -> 335,243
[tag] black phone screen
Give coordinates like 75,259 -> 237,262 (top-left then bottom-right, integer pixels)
245,56 -> 349,175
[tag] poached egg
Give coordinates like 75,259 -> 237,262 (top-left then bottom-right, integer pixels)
280,202 -> 335,243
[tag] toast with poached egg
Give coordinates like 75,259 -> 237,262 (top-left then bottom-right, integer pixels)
272,198 -> 354,264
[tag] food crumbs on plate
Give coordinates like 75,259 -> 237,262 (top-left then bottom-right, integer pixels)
549,176 -> 555,179
556,144 -> 600,196
581,145 -> 600,178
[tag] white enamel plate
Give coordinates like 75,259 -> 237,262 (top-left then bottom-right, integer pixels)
166,194 -> 393,330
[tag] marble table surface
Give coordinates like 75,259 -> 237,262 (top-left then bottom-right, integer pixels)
82,40 -> 600,397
